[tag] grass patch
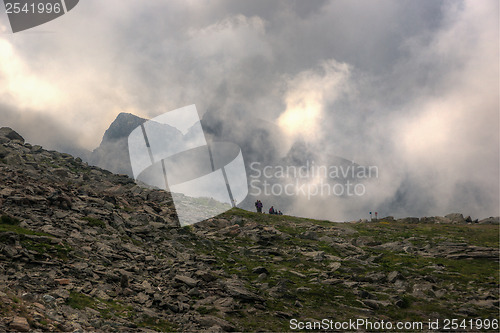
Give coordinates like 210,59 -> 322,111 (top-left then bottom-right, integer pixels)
350,221 -> 499,248
176,208 -> 499,326
0,216 -> 54,238
67,292 -> 135,320
0,224 -> 52,237
21,239 -> 72,260
66,291 -> 95,310
81,216 -> 105,228
0,214 -> 20,225
0,217 -> 73,260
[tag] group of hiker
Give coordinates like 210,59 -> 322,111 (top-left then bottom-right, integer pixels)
255,200 -> 283,215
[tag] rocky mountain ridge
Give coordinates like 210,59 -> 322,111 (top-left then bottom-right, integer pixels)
0,127 -> 498,332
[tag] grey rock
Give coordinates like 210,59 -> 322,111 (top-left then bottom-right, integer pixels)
9,316 -> 30,332
0,127 -> 25,143
252,266 -> 269,275
135,292 -> 150,304
198,316 -> 235,331
299,230 -> 318,240
478,217 -> 499,225
353,236 -> 381,247
224,280 -> 263,302
328,262 -> 342,272
303,251 -> 326,261
398,217 -> 419,224
43,294 -> 56,303
387,271 -> 404,283
445,213 -> 466,224
174,275 -> 198,287
0,145 -> 9,158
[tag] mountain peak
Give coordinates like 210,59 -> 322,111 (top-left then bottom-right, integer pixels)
101,112 -> 146,144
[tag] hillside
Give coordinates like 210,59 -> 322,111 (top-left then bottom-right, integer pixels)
0,127 -> 498,332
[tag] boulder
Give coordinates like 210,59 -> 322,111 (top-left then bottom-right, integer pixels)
398,217 -> 419,224
0,145 -> 8,158
387,271 -> 404,283
198,316 -> 235,331
224,280 -> 263,302
9,316 -> 30,332
478,217 -> 499,225
174,275 -> 198,288
0,127 -> 24,143
445,213 -> 466,224
252,266 -> 269,275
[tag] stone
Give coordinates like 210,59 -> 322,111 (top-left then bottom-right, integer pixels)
53,168 -> 69,178
299,231 -> 318,240
478,217 -> 499,225
252,266 -> 268,275
329,262 -> 342,272
198,316 -> 235,331
0,127 -> 25,143
358,290 -> 373,299
303,251 -> 326,261
42,294 -> 56,303
9,316 -> 30,332
353,236 -> 380,247
445,213 -> 466,224
224,280 -> 263,302
398,217 -> 419,224
387,271 -> 404,283
120,274 -> 129,288
135,292 -> 149,304
174,275 -> 198,288
362,299 -> 379,310
54,278 -> 71,285
0,145 -> 8,158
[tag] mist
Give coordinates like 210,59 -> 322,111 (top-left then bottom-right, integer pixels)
0,0 -> 497,220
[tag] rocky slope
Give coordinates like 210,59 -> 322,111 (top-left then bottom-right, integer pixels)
0,127 -> 498,332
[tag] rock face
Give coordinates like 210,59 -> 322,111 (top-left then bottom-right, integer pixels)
0,127 -> 499,332
89,112 -> 147,176
0,127 -> 24,144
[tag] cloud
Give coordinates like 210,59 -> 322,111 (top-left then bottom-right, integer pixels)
0,0 -> 497,219
0,39 -> 62,111
268,0 -> 499,220
390,0 -> 499,217
277,59 -> 351,142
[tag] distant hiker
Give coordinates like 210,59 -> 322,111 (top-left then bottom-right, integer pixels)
255,200 -> 263,213
269,206 -> 275,214
278,210 -> 283,215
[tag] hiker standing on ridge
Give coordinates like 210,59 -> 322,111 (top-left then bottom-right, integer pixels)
269,206 -> 275,214
255,200 -> 263,213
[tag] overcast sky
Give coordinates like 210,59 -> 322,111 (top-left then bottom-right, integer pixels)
0,0 -> 498,220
